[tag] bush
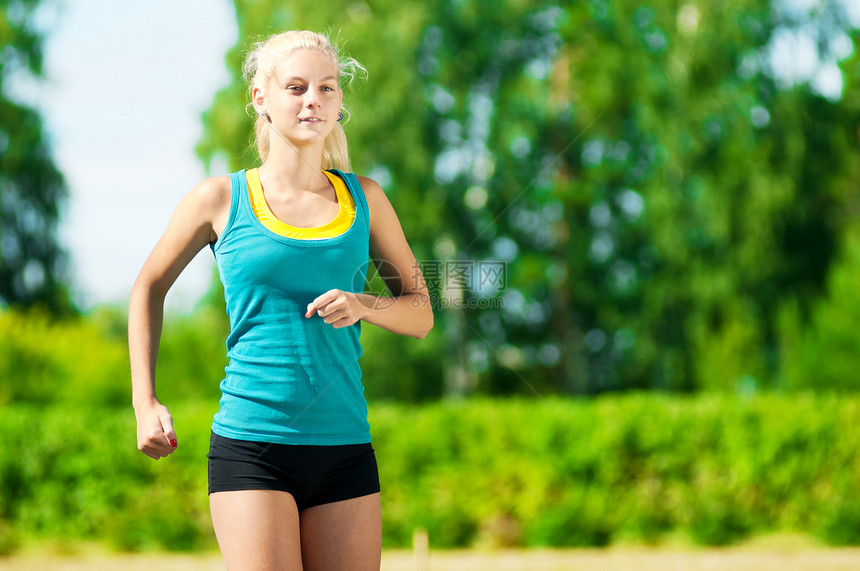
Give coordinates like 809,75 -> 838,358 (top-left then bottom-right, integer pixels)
0,306 -> 229,408
0,309 -> 129,407
0,394 -> 857,553
372,394 -> 860,548
0,402 -> 217,552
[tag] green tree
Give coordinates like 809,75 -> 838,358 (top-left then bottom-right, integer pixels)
547,1 -> 860,392
0,0 -> 71,312
430,0 -> 859,394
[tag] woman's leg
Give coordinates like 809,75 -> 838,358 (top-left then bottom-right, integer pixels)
210,489 -> 303,571
299,492 -> 382,571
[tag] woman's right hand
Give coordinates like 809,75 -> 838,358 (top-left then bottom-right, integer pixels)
134,399 -> 178,460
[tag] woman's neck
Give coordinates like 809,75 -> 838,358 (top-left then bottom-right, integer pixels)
258,138 -> 327,193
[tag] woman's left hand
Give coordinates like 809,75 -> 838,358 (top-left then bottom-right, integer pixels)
306,289 -> 368,328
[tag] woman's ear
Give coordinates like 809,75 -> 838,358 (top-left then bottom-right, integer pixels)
252,86 -> 266,115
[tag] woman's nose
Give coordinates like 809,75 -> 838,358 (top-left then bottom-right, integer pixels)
305,91 -> 320,108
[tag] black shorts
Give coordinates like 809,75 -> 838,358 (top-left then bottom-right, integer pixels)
207,431 -> 380,512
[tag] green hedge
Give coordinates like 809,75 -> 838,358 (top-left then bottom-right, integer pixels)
376,394 -> 860,548
0,394 -> 858,554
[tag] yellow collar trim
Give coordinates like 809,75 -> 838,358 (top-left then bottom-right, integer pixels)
246,168 -> 356,239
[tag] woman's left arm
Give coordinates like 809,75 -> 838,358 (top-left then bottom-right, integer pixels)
305,176 -> 434,339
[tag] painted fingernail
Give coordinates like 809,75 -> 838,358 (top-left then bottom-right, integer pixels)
170,439 -> 178,447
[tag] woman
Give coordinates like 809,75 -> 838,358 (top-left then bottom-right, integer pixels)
129,30 -> 433,570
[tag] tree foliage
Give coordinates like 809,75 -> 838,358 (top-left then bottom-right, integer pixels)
199,0 -> 860,398
0,0 -> 71,312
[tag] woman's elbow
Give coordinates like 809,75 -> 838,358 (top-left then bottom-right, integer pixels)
129,274 -> 169,310
412,304 -> 434,339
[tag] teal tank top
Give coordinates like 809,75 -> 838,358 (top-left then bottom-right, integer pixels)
210,169 -> 372,445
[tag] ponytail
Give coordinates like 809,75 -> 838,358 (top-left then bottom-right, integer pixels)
254,113 -> 270,164
323,123 -> 350,172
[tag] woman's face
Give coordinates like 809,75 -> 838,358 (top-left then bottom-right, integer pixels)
257,49 -> 342,147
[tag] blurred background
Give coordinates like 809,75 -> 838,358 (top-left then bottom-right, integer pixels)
1,0 -> 860,557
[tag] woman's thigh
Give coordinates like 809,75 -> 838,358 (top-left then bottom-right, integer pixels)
210,489 -> 302,571
300,492 -> 381,571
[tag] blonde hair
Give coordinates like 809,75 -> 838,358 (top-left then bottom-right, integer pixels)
242,30 -> 365,171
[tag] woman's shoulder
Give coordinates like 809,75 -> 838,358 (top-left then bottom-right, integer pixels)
169,176 -> 233,238
188,175 -> 232,211
354,175 -> 385,201
353,175 -> 399,233
182,176 -> 234,240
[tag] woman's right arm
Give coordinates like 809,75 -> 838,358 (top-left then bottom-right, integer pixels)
129,176 -> 231,460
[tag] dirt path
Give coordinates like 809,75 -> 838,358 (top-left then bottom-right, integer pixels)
2,547 -> 860,570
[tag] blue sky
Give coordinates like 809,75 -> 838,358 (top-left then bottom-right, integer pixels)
23,0 -> 237,311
